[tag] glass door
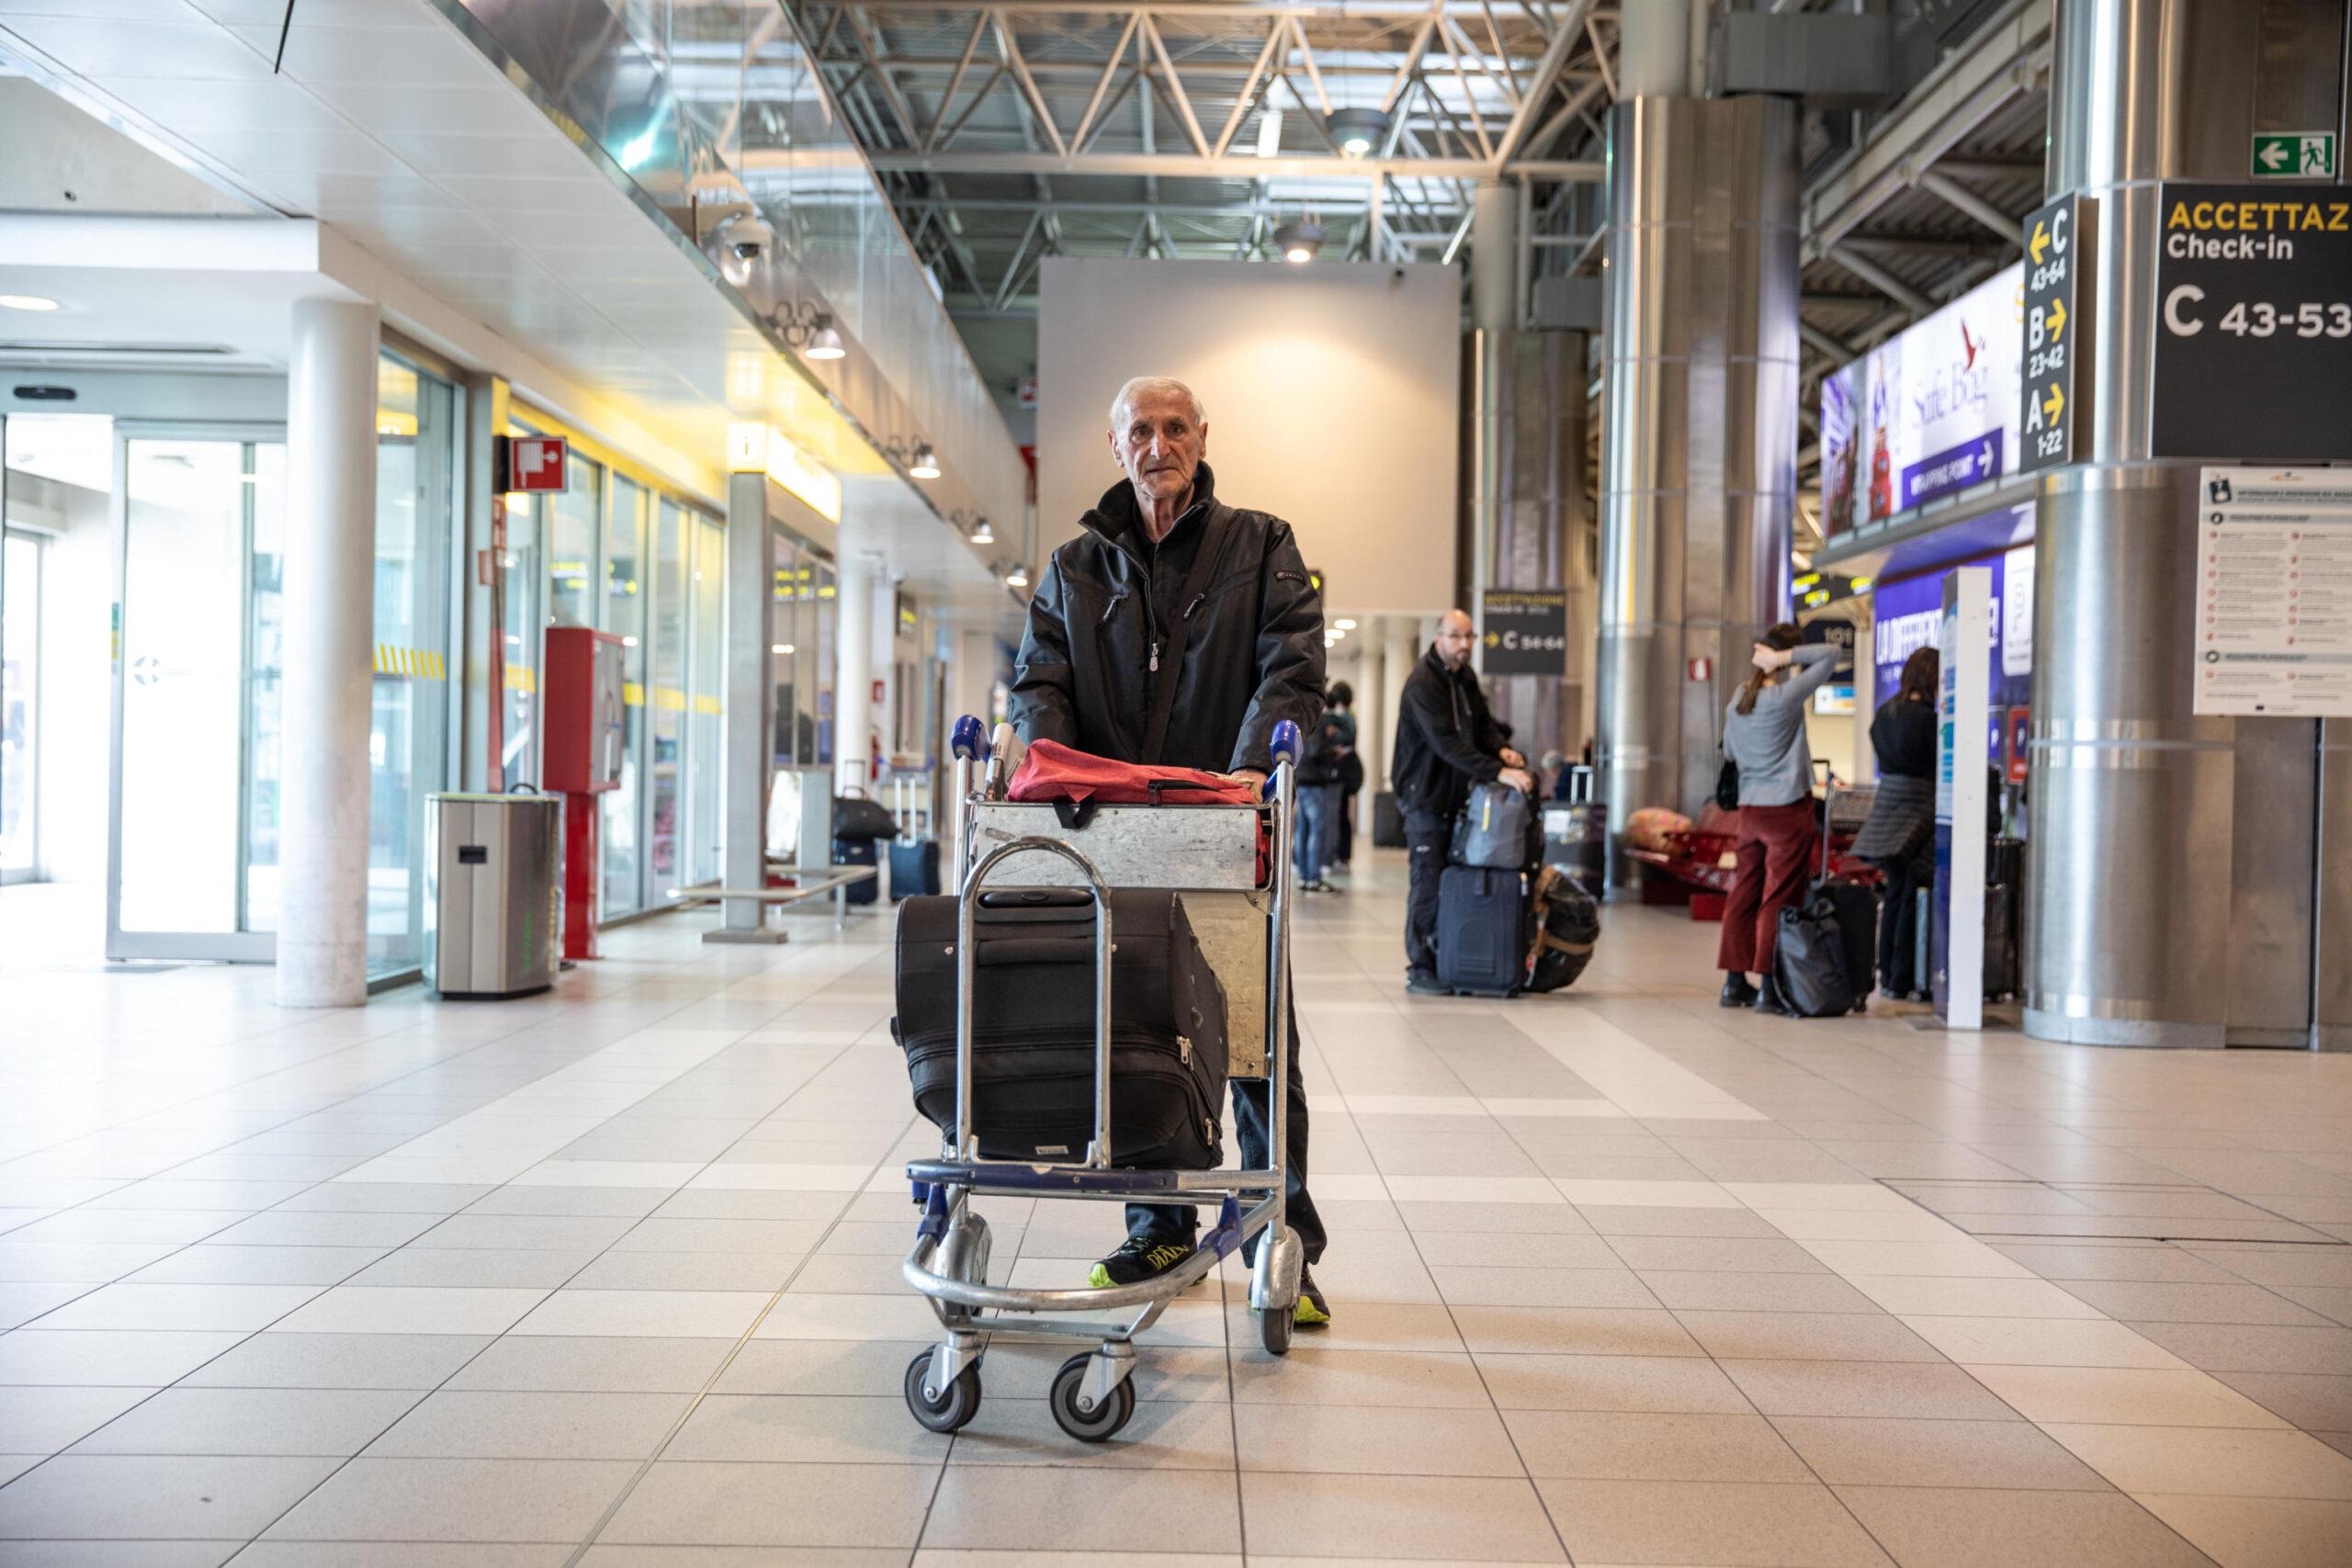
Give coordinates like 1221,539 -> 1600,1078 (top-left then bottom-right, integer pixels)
107,426 -> 286,961
2,530 -> 37,883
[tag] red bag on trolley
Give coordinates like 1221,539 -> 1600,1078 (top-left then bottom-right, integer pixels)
1006,739 -> 1270,884
1007,738 -> 1260,808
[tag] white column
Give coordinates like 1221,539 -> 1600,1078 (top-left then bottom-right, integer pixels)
276,297 -> 379,1008
1380,622 -> 1415,794
711,470 -> 776,940
834,537 -> 876,796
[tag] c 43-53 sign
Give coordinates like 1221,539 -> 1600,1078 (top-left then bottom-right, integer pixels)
2152,186 -> 2352,461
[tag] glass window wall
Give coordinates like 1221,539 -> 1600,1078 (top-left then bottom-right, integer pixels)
602,474 -> 648,915
688,512 -> 724,886
644,498 -> 687,898
3,531 -> 40,880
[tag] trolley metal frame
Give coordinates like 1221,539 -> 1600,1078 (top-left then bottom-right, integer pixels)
899,714 -> 1305,1442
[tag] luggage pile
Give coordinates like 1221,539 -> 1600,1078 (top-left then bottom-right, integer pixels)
1431,781 -> 1602,998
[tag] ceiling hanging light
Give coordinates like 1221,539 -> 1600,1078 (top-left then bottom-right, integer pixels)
1324,107 -> 1391,158
969,517 -> 994,544
908,441 -> 940,479
1005,565 -> 1029,589
804,316 -> 845,360
1272,220 -> 1325,264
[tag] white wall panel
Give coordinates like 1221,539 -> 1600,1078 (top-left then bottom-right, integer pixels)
1036,257 -> 1460,618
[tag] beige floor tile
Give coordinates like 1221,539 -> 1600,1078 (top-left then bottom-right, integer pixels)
364,1389 -> 695,1460
70,1386 -> 424,1457
1506,1408 -> 1812,1482
0,1453 -> 344,1540
1534,1477 -> 1894,1566
1798,1238 -> 2036,1278
919,1467 -> 1241,1553
1772,1415 -> 2110,1489
1847,1274 -> 2108,1320
1450,1305 -> 1702,1357
1672,1310 -> 1943,1363
1831,1485 -> 2219,1568
2043,1423 -> 2352,1499
947,1394 -> 1238,1470
1240,1472 -> 1566,1561
1966,1364 -> 2292,1428
1476,1350 -> 1750,1413
1902,1314 -> 2190,1369
1718,1358 -> 2021,1419
599,1460 -> 941,1548
1234,1402 -> 1525,1476
1227,1346 -> 1491,1406
2131,1494 -> 2352,1568
506,1289 -> 771,1339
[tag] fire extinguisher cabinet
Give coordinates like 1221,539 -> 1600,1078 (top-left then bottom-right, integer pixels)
542,627 -> 626,959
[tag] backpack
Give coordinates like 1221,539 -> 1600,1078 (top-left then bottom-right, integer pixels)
1524,866 -> 1600,992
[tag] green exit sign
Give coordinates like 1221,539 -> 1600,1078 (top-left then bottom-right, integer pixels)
2252,132 -> 2336,178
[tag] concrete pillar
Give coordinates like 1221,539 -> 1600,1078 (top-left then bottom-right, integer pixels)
276,297 -> 379,1008
459,372 -> 509,793
1380,624 -> 1416,794
710,469 -> 778,941
835,537 -> 876,796
1470,180 -> 1517,337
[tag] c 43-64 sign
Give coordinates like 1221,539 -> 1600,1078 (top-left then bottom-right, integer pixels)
2152,185 -> 2352,461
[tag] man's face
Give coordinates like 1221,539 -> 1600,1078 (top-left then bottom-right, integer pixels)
1434,615 -> 1476,671
1109,387 -> 1206,506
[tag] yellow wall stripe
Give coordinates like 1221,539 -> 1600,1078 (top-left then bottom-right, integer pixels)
692,694 -> 722,715
373,645 -> 449,680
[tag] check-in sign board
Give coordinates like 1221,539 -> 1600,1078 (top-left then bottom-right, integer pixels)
1480,589 -> 1568,675
2019,195 -> 2079,474
2152,185 -> 2352,461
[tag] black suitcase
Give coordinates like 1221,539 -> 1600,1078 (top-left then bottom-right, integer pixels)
1774,891 -> 1857,1018
888,838 -> 941,900
1984,881 -> 2019,998
832,836 -> 878,905
1373,790 -> 1406,848
1813,877 -> 1878,1010
891,888 -> 1228,1167
1436,864 -> 1527,997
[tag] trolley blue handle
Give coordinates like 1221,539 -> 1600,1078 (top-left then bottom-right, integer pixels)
951,714 -> 989,761
1270,719 -> 1301,766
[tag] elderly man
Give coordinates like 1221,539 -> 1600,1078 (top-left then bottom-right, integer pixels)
1392,610 -> 1535,992
1009,375 -> 1329,1326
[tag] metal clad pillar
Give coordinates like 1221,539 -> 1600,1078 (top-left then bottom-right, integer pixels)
2025,0 -> 2345,1046
836,539 -> 876,797
710,469 -> 780,942
1596,82 -> 1799,883
277,297 -> 380,1007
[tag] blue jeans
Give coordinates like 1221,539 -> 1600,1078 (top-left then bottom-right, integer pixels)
1293,783 -> 1339,886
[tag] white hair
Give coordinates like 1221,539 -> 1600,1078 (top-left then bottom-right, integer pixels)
1108,376 -> 1207,429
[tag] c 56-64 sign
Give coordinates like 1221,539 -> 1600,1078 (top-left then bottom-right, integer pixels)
2152,185 -> 2352,461
1479,589 -> 1568,676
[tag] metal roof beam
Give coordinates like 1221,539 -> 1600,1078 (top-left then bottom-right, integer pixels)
852,151 -> 1604,179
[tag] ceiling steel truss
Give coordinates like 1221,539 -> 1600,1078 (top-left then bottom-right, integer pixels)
787,0 -> 1618,311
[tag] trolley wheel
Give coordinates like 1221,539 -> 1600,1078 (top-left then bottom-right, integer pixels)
1261,1298 -> 1294,1356
904,1350 -> 981,1433
1048,1352 -> 1135,1442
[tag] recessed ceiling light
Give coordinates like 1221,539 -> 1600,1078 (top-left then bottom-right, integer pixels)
0,295 -> 61,311
1334,618 -> 1357,630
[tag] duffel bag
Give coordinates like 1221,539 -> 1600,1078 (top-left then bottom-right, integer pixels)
1774,891 -> 1856,1018
1524,866 -> 1600,993
891,887 -> 1229,1167
832,792 -> 899,842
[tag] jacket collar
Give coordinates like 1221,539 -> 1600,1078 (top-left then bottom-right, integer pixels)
1080,462 -> 1220,554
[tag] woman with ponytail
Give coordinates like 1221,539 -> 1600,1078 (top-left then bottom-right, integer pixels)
1716,622 -> 1841,1015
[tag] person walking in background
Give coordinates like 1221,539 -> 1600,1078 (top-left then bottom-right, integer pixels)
1295,687 -> 1351,892
1852,647 -> 1939,1000
1717,624 -> 1841,1015
1392,610 -> 1534,994
1328,682 -> 1363,874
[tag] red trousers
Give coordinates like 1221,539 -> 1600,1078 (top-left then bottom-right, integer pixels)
1716,799 -> 1818,976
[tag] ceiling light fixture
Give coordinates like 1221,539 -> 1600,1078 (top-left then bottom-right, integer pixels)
0,295 -> 61,312
1005,566 -> 1029,589
1324,107 -> 1391,158
969,517 -> 994,544
772,299 -> 846,361
1334,618 -> 1357,630
908,442 -> 939,479
1272,220 -> 1325,264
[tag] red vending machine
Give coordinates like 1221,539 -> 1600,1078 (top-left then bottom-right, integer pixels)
542,626 -> 627,959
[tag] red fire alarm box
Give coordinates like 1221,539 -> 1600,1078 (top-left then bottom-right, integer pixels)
507,434 -> 568,492
543,627 -> 627,793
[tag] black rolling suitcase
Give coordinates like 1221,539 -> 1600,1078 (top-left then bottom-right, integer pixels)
891,888 -> 1228,1167
1435,864 -> 1528,997
833,836 -> 879,905
888,838 -> 941,900
1373,790 -> 1405,848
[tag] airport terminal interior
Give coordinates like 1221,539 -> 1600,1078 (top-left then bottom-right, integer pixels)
2,0 -> 2350,1563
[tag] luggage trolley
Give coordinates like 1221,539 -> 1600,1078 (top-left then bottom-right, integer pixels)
899,714 -> 1306,1442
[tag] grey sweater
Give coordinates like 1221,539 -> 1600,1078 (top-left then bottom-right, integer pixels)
1723,643 -> 1840,807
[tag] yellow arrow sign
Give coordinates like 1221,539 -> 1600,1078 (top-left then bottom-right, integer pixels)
2029,220 -> 2050,265
2042,381 -> 2065,426
1483,632 -> 1500,647
2046,298 -> 2067,340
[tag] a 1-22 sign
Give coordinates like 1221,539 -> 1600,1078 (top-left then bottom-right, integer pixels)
2151,184 -> 2352,461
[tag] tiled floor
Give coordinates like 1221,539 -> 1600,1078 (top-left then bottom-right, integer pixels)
3,853 -> 2351,1566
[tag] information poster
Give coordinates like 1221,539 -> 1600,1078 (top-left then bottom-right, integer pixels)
2194,468 -> 2352,715
1479,589 -> 1569,675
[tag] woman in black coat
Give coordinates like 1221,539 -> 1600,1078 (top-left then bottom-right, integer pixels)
1851,648 -> 1939,999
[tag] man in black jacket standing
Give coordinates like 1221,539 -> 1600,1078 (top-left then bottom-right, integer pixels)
1393,610 -> 1534,992
1009,375 -> 1329,1325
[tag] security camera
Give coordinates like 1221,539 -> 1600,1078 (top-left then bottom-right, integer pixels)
723,213 -> 775,263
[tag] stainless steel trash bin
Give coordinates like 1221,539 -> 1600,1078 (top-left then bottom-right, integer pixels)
424,793 -> 562,998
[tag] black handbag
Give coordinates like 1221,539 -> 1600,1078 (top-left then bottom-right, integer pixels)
1774,892 -> 1857,1018
891,888 -> 1227,1167
1714,757 -> 1740,812
832,793 -> 899,842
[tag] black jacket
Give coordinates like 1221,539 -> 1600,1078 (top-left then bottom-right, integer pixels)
1009,464 -> 1325,774
1871,695 -> 1937,778
1391,646 -> 1505,817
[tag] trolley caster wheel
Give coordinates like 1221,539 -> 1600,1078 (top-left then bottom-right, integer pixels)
905,1349 -> 980,1433
1261,1299 -> 1294,1356
1048,1352 -> 1135,1442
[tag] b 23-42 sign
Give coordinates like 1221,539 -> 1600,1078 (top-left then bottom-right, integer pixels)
2153,185 -> 2352,461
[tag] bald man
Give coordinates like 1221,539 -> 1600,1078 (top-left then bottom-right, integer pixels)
1390,610 -> 1534,991
1009,374 -> 1330,1326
